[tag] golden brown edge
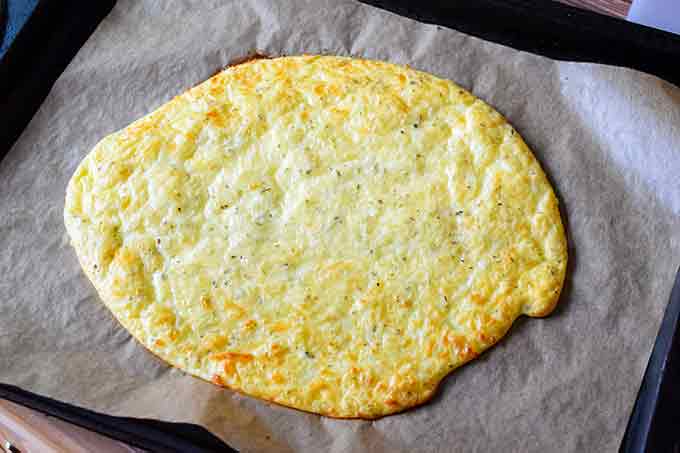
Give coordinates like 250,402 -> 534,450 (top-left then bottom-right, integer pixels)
469,98 -> 569,319
194,52 -> 271,89
65,53 -> 569,421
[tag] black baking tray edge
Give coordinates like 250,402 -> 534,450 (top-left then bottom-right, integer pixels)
0,385 -> 234,453
620,267 -> 680,453
362,0 -> 680,87
1,1 -> 680,452
0,0 -> 117,160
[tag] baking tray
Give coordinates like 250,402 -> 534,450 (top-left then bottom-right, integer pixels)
1,1 -> 679,451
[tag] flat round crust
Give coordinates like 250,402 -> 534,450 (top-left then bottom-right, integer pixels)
64,55 -> 567,418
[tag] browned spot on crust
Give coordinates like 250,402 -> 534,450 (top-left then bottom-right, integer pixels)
460,344 -> 479,361
199,294 -> 212,310
479,332 -> 497,344
211,351 -> 255,362
243,319 -> 258,331
425,339 -> 435,355
223,361 -> 237,376
470,293 -> 486,305
271,371 -> 285,384
443,331 -> 464,348
269,343 -> 287,358
270,321 -> 288,333
212,374 -> 225,386
206,109 -> 225,128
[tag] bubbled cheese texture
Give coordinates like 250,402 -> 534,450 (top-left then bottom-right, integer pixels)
64,55 -> 567,418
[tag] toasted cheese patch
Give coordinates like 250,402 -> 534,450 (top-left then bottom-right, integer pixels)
64,55 -> 567,418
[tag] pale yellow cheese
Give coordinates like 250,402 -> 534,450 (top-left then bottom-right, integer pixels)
64,55 -> 567,418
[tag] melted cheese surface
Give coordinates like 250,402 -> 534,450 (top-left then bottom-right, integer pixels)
65,55 -> 567,418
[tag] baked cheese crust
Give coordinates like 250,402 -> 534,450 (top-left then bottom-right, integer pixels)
64,55 -> 567,418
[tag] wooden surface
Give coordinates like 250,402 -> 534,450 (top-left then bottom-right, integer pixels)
0,399 -> 144,453
557,0 -> 632,17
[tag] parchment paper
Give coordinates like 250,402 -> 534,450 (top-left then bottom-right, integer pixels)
2,1 -> 679,451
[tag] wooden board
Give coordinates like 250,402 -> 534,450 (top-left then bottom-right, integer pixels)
556,0 -> 632,17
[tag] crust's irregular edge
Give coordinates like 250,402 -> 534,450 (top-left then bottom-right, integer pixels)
63,54 -> 569,419
459,98 -> 568,320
